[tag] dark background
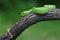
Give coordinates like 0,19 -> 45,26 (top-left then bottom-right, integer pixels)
0,0 -> 60,40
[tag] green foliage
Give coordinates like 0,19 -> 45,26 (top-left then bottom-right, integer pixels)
0,0 -> 60,40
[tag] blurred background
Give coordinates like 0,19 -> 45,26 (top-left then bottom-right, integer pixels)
0,0 -> 60,40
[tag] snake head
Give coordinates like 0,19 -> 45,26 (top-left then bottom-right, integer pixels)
21,9 -> 32,16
